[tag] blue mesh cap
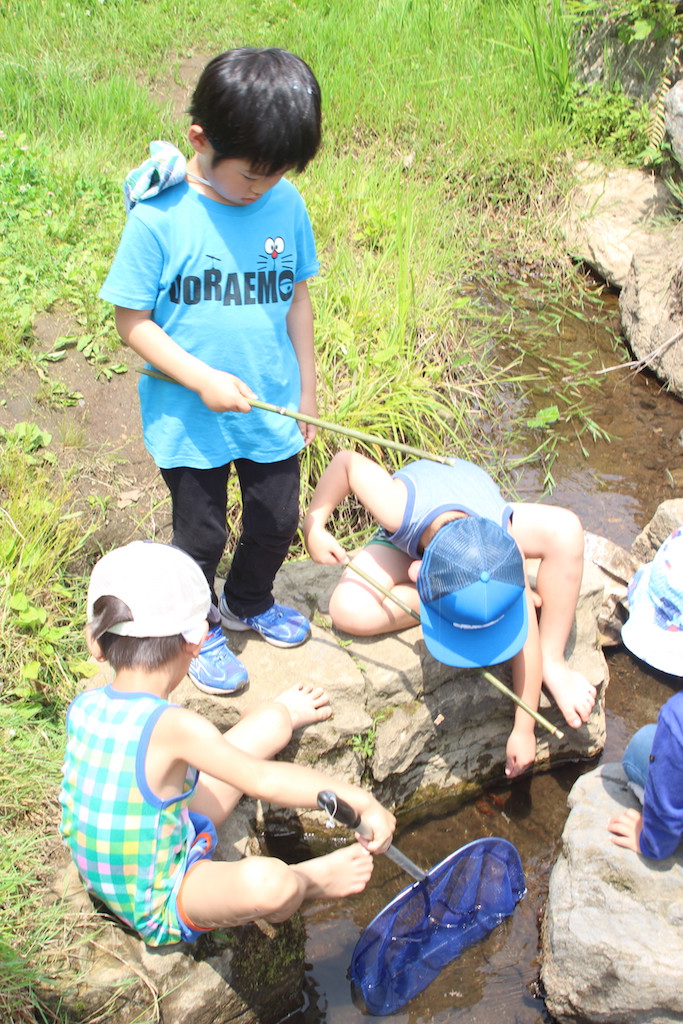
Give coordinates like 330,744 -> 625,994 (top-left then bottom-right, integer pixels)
417,517 -> 528,668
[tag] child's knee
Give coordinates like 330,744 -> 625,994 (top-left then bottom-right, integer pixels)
243,858 -> 301,921
564,508 -> 583,545
541,507 -> 584,559
557,508 -> 583,546
329,585 -> 364,634
182,523 -> 227,571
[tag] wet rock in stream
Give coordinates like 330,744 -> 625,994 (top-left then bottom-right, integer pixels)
541,763 -> 683,1024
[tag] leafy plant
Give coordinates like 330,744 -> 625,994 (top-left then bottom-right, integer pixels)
0,421 -> 53,457
565,81 -> 651,164
350,713 -> 387,760
0,426 -> 98,709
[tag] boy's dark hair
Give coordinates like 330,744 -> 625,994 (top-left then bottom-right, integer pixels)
189,48 -> 322,174
90,595 -> 187,672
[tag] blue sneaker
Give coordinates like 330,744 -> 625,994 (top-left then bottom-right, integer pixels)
188,624 -> 248,695
219,593 -> 310,648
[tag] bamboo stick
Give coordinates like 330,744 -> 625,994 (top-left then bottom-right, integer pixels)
344,560 -> 565,739
135,367 -> 454,465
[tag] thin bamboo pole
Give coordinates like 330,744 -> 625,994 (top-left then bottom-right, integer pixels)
344,560 -> 564,739
136,367 -> 454,465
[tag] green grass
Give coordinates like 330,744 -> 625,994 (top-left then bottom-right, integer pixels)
0,0 -> 662,1017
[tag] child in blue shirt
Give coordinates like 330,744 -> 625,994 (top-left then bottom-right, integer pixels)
608,527 -> 683,859
304,451 -> 598,778
100,49 -> 323,696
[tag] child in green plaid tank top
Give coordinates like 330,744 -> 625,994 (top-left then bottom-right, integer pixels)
60,542 -> 395,945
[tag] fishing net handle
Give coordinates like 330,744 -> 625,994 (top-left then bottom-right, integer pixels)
317,791 -> 426,882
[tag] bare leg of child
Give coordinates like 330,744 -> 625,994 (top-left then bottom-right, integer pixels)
191,683 -> 332,823
329,543 -> 417,634
510,504 -> 597,729
178,842 -> 374,928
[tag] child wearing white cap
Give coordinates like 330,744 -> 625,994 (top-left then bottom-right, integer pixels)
303,452 -> 597,779
607,527 -> 683,859
59,541 -> 395,946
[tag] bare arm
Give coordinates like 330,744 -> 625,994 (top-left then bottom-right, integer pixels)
286,280 -> 317,444
506,588 -> 541,778
160,707 -> 396,854
115,306 -> 255,414
303,451 -> 406,564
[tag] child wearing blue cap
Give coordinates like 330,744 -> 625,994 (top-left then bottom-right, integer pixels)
607,527 -> 683,859
303,451 -> 597,778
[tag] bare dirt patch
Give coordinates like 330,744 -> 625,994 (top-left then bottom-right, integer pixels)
0,53 -> 211,553
0,309 -> 171,551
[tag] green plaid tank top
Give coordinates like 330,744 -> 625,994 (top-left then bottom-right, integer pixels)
59,685 -> 198,945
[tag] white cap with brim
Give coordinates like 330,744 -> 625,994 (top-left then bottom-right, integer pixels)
417,516 -> 529,669
87,541 -> 212,642
620,526 -> 683,677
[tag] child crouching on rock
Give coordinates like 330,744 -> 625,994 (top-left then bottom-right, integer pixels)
59,541 -> 395,946
303,451 -> 597,779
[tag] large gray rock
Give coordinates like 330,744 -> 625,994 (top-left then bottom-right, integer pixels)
541,763 -> 683,1024
584,531 -> 639,645
620,249 -> 683,398
574,16 -> 681,102
665,80 -> 683,167
49,556 -> 609,1022
631,497 -> 683,562
562,160 -> 683,397
562,161 -> 678,288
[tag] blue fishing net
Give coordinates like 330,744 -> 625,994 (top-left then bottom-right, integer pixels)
349,836 -> 525,1016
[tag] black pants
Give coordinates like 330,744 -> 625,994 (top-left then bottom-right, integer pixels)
161,455 -> 300,617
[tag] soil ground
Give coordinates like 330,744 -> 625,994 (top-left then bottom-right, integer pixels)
0,310 -> 170,552
0,54 -> 211,553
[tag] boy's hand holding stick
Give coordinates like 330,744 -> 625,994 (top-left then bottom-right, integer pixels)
136,367 -> 454,465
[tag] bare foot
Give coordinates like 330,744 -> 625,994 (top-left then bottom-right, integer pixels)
293,842 -> 374,900
274,682 -> 332,730
543,661 -> 597,729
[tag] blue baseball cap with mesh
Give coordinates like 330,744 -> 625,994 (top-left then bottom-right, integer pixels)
417,516 -> 528,668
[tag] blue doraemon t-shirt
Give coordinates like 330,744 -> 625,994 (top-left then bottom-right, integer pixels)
100,178 -> 318,469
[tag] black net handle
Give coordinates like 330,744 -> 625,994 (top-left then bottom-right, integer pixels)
317,791 -> 426,882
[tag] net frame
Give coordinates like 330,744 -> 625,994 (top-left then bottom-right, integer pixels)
349,836 -> 526,1016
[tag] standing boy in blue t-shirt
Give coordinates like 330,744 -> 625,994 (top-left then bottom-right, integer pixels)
100,49 -> 323,695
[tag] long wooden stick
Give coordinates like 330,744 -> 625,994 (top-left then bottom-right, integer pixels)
136,367 -> 454,465
345,560 -> 564,739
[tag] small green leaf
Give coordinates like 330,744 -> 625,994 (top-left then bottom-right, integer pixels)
526,404 -> 560,429
69,660 -> 101,679
632,18 -> 654,40
17,606 -> 48,628
9,592 -> 29,612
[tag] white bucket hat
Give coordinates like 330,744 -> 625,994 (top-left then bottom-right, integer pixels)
87,541 -> 212,643
621,526 -> 683,676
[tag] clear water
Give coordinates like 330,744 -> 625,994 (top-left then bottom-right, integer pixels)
281,289 -> 683,1024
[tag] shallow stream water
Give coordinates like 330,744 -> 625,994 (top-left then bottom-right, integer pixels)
281,290 -> 683,1024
